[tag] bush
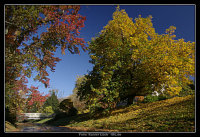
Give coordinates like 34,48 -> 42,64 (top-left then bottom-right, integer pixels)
143,95 -> 159,103
53,99 -> 78,120
158,95 -> 168,101
42,106 -> 54,114
59,99 -> 73,113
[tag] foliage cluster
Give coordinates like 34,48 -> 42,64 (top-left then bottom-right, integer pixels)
26,86 -> 50,113
178,83 -> 195,97
142,94 -> 167,103
77,6 -> 195,114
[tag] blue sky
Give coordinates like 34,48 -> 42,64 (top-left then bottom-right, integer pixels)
26,5 -> 195,98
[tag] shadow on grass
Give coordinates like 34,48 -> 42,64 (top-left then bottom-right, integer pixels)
44,112 -> 92,127
43,96 -> 195,132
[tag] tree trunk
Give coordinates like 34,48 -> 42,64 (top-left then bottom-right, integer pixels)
127,96 -> 134,106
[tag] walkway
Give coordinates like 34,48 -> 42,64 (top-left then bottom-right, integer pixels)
17,123 -> 76,132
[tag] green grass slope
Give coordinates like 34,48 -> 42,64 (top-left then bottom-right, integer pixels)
45,95 -> 195,132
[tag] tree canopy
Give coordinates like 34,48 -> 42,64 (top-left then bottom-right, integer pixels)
5,5 -> 86,118
77,6 -> 195,114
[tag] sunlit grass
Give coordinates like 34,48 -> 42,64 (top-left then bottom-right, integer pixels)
45,95 -> 195,132
5,121 -> 20,132
35,117 -> 53,124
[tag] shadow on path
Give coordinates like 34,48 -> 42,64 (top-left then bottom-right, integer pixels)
17,122 -> 80,132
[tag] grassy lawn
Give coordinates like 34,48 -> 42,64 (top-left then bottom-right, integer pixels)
35,118 -> 53,124
39,95 -> 195,132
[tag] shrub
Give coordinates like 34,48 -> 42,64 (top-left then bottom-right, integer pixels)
158,95 -> 168,101
59,99 -> 73,113
54,98 -> 78,120
143,95 -> 159,103
42,106 -> 54,114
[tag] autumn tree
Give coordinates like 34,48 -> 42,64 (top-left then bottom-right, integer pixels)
5,5 -> 86,121
26,86 -> 50,113
77,6 -> 195,114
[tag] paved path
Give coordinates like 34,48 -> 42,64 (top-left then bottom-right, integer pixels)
18,123 -> 74,132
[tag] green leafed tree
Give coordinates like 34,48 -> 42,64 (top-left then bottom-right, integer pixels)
77,6 -> 195,114
43,89 -> 60,113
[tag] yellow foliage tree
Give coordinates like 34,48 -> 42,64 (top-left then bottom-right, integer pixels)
101,6 -> 194,96
134,25 -> 195,96
79,6 -> 195,114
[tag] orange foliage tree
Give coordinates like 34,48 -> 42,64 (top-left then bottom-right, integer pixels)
5,5 -> 86,119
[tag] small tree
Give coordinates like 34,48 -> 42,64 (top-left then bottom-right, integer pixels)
43,89 -> 60,113
26,86 -> 49,113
